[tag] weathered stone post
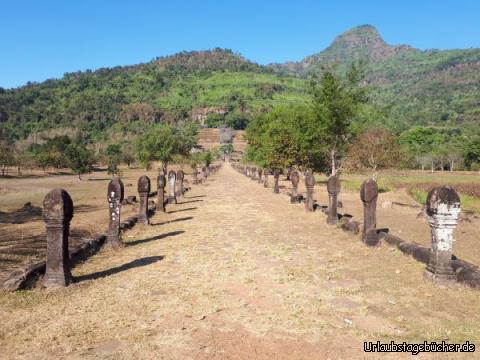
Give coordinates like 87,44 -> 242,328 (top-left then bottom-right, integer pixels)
107,177 -> 124,248
424,186 -> 461,284
258,168 -> 263,183
290,171 -> 299,203
157,174 -> 166,212
192,165 -> 198,184
286,167 -> 292,181
137,176 -> 151,225
252,167 -> 257,181
273,169 -> 280,194
264,170 -> 269,188
168,170 -> 177,204
42,189 -> 73,288
305,170 -> 315,212
360,179 -> 379,245
327,175 -> 341,225
176,170 -> 185,197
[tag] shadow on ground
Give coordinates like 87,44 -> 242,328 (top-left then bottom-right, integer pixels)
73,256 -> 165,283
167,207 -> 197,214
177,199 -> 203,205
0,204 -> 42,224
125,230 -> 185,247
151,217 -> 193,227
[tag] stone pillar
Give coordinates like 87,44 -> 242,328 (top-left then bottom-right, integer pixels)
305,170 -> 315,212
137,175 -> 151,225
258,168 -> 263,183
424,186 -> 460,284
290,171 -> 299,203
42,188 -> 73,288
252,167 -> 257,181
192,165 -> 198,184
157,174 -> 166,212
107,177 -> 124,248
286,167 -> 292,181
168,170 -> 177,204
202,166 -> 207,182
263,170 -> 269,188
360,179 -> 379,245
176,170 -> 185,197
327,175 -> 341,225
273,169 -> 280,194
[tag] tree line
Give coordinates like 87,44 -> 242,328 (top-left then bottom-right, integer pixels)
244,63 -> 480,177
0,122 -> 228,179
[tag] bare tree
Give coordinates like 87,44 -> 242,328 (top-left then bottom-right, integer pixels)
445,151 -> 463,172
346,128 -> 404,179
219,126 -> 234,144
415,154 -> 432,171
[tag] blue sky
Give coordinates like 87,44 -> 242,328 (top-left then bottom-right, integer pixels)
1,0 -> 479,88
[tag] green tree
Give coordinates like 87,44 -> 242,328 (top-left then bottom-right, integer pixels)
203,151 -> 213,167
245,104 -> 324,172
135,123 -> 198,172
464,138 -> 480,170
65,144 -> 95,179
219,143 -> 234,158
105,144 -> 122,175
310,63 -> 368,175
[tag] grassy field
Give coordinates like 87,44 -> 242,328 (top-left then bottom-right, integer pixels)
331,170 -> 480,213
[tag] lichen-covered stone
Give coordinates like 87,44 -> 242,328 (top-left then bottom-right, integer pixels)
424,186 -> 461,284
107,177 -> 124,248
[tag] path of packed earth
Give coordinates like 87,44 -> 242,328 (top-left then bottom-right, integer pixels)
1,163 -> 479,360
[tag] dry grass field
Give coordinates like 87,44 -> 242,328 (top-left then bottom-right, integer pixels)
0,165 -> 191,285
0,164 -> 479,359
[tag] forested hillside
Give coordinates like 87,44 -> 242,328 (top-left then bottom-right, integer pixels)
271,25 -> 480,132
0,49 -> 305,144
1,25 -> 479,170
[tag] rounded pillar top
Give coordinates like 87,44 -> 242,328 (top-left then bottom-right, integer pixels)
426,186 -> 460,217
291,171 -> 300,187
108,177 -> 124,202
176,170 -> 184,180
327,175 -> 341,194
157,174 -> 166,187
43,188 -> 74,223
168,170 -> 176,180
305,172 -> 315,188
360,178 -> 378,203
137,175 -> 151,193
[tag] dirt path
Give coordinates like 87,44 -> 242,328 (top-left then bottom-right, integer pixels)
0,164 -> 479,359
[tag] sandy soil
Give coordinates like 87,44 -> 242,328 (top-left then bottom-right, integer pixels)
0,164 -> 479,359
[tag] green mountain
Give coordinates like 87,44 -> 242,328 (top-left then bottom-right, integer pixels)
271,25 -> 480,131
0,48 -> 305,143
1,25 -> 479,144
